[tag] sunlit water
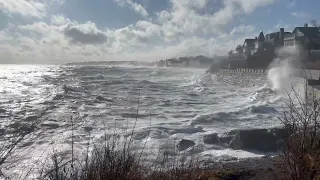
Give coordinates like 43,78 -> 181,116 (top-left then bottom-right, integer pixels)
0,64 -> 286,178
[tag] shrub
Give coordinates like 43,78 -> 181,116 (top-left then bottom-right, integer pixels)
279,74 -> 320,179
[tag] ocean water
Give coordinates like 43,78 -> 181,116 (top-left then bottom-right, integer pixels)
0,64 -> 287,178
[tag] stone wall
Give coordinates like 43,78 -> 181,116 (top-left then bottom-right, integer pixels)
215,68 -> 268,87
216,68 -> 267,75
215,68 -> 320,104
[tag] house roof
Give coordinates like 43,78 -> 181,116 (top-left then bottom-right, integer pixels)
244,39 -> 256,46
244,39 -> 256,43
266,32 -> 279,42
294,27 -> 320,38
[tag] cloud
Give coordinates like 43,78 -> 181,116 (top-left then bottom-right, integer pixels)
230,25 -> 255,35
114,0 -> 149,17
286,0 -> 296,8
51,15 -> 70,25
234,0 -> 275,13
290,11 -> 311,18
63,22 -> 109,44
0,0 -> 47,18
0,0 -> 278,63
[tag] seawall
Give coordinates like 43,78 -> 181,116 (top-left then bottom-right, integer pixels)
213,68 -> 320,104
214,69 -> 268,87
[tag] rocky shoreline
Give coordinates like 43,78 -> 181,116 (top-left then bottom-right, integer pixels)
178,127 -> 286,153
206,156 -> 281,179
175,128 -> 286,179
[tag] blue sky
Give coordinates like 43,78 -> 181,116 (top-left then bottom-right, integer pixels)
0,0 -> 319,63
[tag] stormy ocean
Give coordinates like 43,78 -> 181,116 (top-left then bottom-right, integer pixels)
0,64 -> 290,178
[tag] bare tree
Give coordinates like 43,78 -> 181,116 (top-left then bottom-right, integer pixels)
279,74 -> 320,180
235,44 -> 244,54
227,50 -> 234,57
310,20 -> 319,28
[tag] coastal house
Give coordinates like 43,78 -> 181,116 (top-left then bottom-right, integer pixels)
255,31 -> 265,50
284,24 -> 320,61
284,24 -> 320,49
242,23 -> 320,61
243,39 -> 256,56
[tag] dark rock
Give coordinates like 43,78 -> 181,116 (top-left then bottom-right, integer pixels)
203,133 -> 220,144
96,96 -> 105,101
220,130 -> 238,144
229,134 -> 242,150
240,129 -> 278,152
221,128 -> 285,152
96,96 -> 114,102
83,126 -> 94,132
41,123 -> 59,129
9,122 -> 21,129
0,108 -> 6,113
25,116 -> 38,122
177,139 -> 195,151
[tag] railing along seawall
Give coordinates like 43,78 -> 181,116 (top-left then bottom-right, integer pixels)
216,68 -> 267,75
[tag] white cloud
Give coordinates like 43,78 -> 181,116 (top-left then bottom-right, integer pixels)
51,15 -> 70,25
114,0 -> 149,17
0,0 -> 278,63
233,0 -> 275,13
63,22 -> 109,44
0,0 -> 47,18
286,0 -> 296,8
290,11 -> 311,18
230,25 -> 255,35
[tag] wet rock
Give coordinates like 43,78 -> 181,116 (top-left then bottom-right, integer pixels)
83,126 -> 93,132
0,108 -> 6,113
220,130 -> 238,144
9,122 -> 21,129
229,134 -> 242,150
203,133 -> 220,144
240,129 -> 279,152
96,96 -> 114,102
96,96 -> 105,101
19,141 -> 33,148
25,116 -> 38,122
0,128 -> 5,135
41,122 -> 59,129
222,128 -> 284,152
177,139 -> 195,151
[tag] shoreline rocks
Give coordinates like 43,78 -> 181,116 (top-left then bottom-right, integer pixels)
203,127 -> 286,152
177,139 -> 195,151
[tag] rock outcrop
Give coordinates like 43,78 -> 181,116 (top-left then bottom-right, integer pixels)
177,139 -> 195,151
203,128 -> 286,152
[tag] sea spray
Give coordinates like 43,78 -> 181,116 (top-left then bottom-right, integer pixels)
267,46 -> 306,100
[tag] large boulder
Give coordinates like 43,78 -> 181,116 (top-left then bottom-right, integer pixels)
220,130 -> 239,144
221,128 -> 285,152
229,133 -> 242,150
238,129 -> 278,152
203,133 -> 220,144
177,139 -> 195,151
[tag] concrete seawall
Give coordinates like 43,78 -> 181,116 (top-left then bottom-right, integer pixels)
214,68 -> 320,104
216,68 -> 267,75
215,69 -> 267,87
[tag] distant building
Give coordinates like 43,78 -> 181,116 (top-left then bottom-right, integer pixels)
242,23 -> 320,61
255,31 -> 265,50
243,39 -> 256,57
284,24 -> 320,49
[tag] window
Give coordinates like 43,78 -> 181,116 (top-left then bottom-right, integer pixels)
285,40 -> 294,46
296,31 -> 303,36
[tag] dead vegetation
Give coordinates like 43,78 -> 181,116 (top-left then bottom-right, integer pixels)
278,71 -> 320,180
